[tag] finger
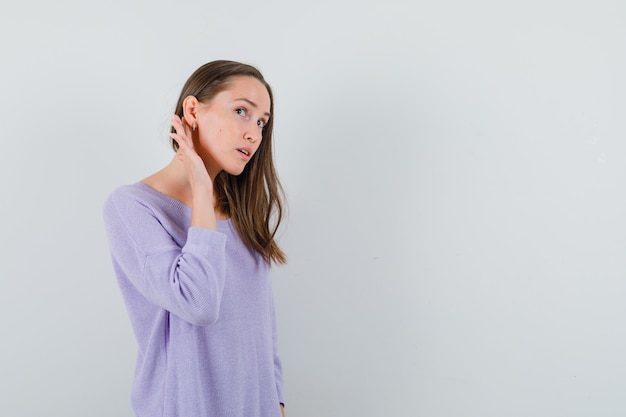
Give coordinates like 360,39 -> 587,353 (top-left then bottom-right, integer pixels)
180,117 -> 194,141
173,114 -> 194,136
171,132 -> 186,151
171,114 -> 185,135
182,123 -> 195,150
175,114 -> 194,138
170,115 -> 193,150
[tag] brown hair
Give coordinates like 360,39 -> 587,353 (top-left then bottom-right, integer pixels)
172,60 -> 286,265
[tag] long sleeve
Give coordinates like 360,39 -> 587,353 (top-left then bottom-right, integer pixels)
103,186 -> 227,326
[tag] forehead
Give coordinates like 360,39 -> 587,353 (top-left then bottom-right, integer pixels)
218,75 -> 271,113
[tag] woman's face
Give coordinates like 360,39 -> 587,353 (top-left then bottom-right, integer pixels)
194,75 -> 271,177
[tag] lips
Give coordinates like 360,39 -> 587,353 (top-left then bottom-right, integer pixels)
237,147 -> 252,161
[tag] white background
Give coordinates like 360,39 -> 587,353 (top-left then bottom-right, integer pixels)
1,1 -> 625,416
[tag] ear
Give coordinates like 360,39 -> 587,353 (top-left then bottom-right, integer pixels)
182,95 -> 200,129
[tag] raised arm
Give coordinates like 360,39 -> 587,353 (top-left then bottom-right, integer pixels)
170,113 -> 217,231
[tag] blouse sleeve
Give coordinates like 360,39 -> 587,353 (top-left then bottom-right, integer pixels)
103,189 -> 227,326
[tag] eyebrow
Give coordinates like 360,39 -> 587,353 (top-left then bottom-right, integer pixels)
235,98 -> 271,118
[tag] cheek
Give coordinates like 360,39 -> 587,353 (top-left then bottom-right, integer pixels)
199,127 -> 222,145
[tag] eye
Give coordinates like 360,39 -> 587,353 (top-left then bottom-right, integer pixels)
235,108 -> 247,117
257,119 -> 266,128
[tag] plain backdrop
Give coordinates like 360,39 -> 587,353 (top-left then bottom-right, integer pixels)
1,1 -> 625,416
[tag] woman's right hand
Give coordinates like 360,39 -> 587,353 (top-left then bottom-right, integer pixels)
170,114 -> 213,194
170,114 -> 217,230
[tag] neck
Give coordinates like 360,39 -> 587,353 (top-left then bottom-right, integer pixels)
143,157 -> 228,219
162,158 -> 195,206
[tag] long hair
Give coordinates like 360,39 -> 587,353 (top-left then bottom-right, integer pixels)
171,60 -> 286,265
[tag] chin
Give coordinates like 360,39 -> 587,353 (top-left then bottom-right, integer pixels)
224,165 -> 246,176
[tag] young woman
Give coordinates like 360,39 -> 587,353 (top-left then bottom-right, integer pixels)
103,60 -> 287,417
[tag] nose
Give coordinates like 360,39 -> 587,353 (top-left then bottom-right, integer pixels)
245,123 -> 261,143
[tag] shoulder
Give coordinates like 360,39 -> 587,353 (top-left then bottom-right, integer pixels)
103,183 -> 191,247
104,183 -> 150,216
103,182 -> 182,224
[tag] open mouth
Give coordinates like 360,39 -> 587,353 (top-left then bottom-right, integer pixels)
237,149 -> 250,156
